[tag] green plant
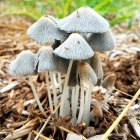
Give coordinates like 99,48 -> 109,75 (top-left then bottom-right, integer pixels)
0,0 -> 138,26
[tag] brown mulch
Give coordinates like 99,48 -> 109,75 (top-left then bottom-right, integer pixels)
0,16 -> 140,140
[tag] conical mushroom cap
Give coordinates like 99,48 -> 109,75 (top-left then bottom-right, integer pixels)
102,73 -> 116,90
90,52 -> 103,79
27,16 -> 68,45
57,7 -> 109,33
53,33 -> 94,60
77,61 -> 97,88
9,50 -> 37,76
37,46 -> 69,73
88,30 -> 116,52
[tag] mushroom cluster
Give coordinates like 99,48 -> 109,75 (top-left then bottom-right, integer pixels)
9,7 -> 115,126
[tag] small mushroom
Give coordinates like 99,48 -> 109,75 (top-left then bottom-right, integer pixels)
90,99 -> 103,125
102,74 -> 116,105
9,50 -> 46,117
88,30 -> 116,52
57,7 -> 109,33
90,52 -> 103,85
54,33 -> 94,118
37,46 -> 69,118
27,16 -> 68,45
77,61 -> 97,125
102,73 -> 116,91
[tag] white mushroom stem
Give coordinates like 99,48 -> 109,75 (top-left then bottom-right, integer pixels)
58,73 -> 62,93
28,76 -> 46,117
60,60 -> 73,117
77,86 -> 85,124
45,71 -> 53,113
49,71 -> 58,119
71,85 -> 80,124
83,82 -> 93,125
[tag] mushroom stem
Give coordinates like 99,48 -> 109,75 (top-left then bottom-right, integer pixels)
45,71 -> 53,113
60,60 -> 73,117
71,85 -> 80,124
58,73 -> 62,93
28,76 -> 46,117
49,72 -> 58,119
77,86 -> 85,124
83,82 -> 93,125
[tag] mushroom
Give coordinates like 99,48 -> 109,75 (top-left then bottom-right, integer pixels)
37,46 -> 69,118
87,30 -> 116,52
27,15 -> 68,45
102,74 -> 116,105
9,50 -> 47,117
102,73 -> 116,91
68,61 -> 79,123
77,61 -> 97,125
90,99 -> 103,125
53,33 -> 94,118
57,7 -> 109,33
90,52 -> 103,85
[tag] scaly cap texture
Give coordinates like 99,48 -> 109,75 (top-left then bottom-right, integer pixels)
88,30 -> 116,52
27,16 -> 68,45
57,7 -> 109,33
37,46 -> 69,73
9,50 -> 37,76
53,33 -> 94,60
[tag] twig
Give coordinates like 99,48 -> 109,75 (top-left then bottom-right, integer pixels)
32,130 -> 52,140
34,103 -> 61,140
58,126 -> 87,140
101,89 -> 140,140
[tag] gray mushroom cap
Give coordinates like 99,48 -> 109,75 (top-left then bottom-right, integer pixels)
77,61 -> 97,88
53,33 -> 94,60
27,16 -> 68,45
88,30 -> 116,52
9,50 -> 37,76
37,46 -> 69,73
90,52 -> 103,79
57,7 -> 109,33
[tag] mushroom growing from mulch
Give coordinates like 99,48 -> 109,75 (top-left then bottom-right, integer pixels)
9,6 -> 116,130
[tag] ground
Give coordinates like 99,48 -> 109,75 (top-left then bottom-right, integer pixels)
0,17 -> 140,140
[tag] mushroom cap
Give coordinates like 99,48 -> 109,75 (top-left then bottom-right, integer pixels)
53,33 -> 94,60
9,50 -> 37,76
27,16 -> 68,45
37,46 -> 69,73
90,52 -> 103,79
102,73 -> 116,90
88,30 -> 116,52
77,61 -> 97,88
57,7 -> 109,33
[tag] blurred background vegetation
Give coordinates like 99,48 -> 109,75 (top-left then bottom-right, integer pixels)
0,0 -> 140,26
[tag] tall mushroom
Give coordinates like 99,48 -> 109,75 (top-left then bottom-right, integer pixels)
37,46 -> 69,118
9,50 -> 47,117
90,52 -> 104,85
77,61 -> 97,125
53,33 -> 94,118
68,61 -> 79,123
